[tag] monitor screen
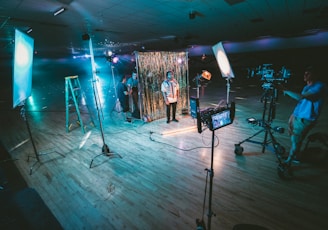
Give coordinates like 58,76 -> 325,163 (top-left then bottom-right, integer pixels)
13,29 -> 34,108
210,109 -> 232,131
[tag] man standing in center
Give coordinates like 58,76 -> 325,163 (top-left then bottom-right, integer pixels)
161,70 -> 179,123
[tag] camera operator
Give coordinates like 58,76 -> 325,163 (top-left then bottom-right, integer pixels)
278,66 -> 327,164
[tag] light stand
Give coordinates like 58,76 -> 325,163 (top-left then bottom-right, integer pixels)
196,78 -> 233,230
196,74 -> 201,99
89,76 -> 121,168
87,38 -> 121,168
110,64 -> 121,113
196,130 -> 216,230
207,129 -> 216,230
196,42 -> 237,228
20,100 -> 64,175
225,77 -> 232,105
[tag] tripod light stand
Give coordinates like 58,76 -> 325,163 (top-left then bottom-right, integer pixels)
196,41 -> 236,229
86,38 -> 121,168
20,100 -> 64,175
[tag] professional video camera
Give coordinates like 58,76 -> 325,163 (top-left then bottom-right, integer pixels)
190,96 -> 235,134
249,64 -> 291,84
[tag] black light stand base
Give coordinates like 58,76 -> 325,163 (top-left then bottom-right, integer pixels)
196,218 -> 206,230
27,150 -> 65,175
102,144 -> 110,154
21,102 -> 65,175
89,144 -> 122,168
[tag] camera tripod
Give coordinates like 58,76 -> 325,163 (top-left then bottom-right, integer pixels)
234,84 -> 292,179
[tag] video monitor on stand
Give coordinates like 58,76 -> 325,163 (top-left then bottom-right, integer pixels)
194,42 -> 236,230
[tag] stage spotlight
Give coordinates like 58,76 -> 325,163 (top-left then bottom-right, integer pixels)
112,56 -> 119,64
53,7 -> 65,16
107,50 -> 113,56
201,70 -> 211,80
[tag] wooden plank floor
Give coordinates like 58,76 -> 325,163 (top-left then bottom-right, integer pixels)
1,75 -> 328,230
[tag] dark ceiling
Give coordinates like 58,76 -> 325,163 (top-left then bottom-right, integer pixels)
1,0 -> 328,58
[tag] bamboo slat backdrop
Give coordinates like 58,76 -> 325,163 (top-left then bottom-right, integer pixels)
136,51 -> 189,121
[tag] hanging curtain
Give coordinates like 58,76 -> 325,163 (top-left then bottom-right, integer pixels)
136,51 -> 189,121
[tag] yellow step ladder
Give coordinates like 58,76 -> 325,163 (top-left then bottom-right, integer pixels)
65,75 -> 94,133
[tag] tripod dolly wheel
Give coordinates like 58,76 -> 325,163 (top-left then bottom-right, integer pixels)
234,144 -> 244,155
277,163 -> 293,179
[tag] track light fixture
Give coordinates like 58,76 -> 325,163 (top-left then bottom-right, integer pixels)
53,7 -> 65,16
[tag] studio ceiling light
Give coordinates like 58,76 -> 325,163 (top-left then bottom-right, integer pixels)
53,7 -> 65,16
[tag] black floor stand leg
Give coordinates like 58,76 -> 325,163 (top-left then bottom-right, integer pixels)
88,62 -> 122,169
89,91 -> 122,169
197,130 -> 216,230
207,130 -> 216,230
21,102 -> 65,175
89,142 -> 122,168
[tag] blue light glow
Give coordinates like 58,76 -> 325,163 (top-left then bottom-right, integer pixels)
13,29 -> 34,108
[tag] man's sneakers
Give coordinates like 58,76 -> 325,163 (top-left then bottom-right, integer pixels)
167,118 -> 178,124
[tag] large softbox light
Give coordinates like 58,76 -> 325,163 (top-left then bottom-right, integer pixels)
13,29 -> 34,108
212,42 -> 235,79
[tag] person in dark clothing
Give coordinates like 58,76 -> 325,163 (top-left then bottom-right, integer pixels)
127,71 -> 140,118
117,75 -> 131,122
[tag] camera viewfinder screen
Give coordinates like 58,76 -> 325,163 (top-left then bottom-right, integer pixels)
211,109 -> 232,130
